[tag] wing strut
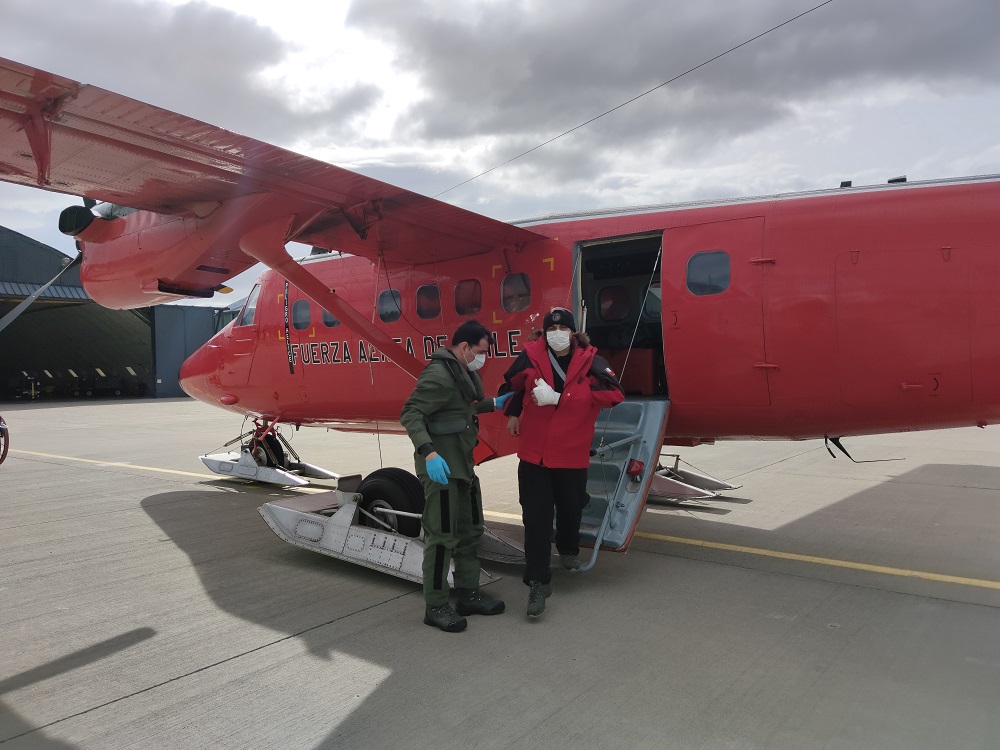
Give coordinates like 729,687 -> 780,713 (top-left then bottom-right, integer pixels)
239,216 -> 425,380
0,253 -> 82,335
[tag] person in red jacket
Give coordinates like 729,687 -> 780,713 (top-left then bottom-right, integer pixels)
501,307 -> 624,618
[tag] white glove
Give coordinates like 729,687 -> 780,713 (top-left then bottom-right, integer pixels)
532,378 -> 560,406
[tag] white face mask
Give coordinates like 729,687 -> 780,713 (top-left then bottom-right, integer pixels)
465,351 -> 486,371
546,330 -> 572,351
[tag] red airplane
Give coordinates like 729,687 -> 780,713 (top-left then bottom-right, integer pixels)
3,56 -> 999,573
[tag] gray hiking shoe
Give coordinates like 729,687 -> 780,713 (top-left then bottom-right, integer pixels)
455,588 -> 505,616
424,603 -> 468,632
560,554 -> 582,571
526,581 -> 552,619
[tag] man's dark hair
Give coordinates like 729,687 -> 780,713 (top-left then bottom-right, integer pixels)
452,319 -> 490,347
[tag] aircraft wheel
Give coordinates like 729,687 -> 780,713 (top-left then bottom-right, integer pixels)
358,468 -> 425,537
248,433 -> 285,468
0,415 -> 8,466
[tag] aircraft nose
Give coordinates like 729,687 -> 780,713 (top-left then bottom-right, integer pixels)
179,343 -> 224,401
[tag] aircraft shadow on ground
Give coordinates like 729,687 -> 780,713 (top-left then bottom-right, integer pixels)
141,489 -> 434,749
0,628 -> 156,748
140,490 -> 418,651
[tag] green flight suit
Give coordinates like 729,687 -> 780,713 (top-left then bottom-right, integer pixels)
400,347 -> 496,606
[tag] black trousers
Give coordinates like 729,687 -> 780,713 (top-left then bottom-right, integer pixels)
518,460 -> 589,585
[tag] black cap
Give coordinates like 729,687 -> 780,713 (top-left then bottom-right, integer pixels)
543,307 -> 576,332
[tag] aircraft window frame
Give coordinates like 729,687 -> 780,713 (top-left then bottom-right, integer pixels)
454,279 -> 482,315
378,289 -> 403,323
597,285 -> 630,322
686,250 -> 730,296
238,284 -> 261,326
416,284 -> 441,320
501,273 -> 531,313
292,299 -> 311,330
322,308 -> 341,328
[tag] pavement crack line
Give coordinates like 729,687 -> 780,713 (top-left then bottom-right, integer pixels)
0,589 -> 418,745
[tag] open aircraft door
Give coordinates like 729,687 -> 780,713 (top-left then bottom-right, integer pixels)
662,217 -> 770,406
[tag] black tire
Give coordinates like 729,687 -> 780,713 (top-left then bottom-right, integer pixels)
357,467 -> 425,537
247,433 -> 285,468
0,416 -> 8,466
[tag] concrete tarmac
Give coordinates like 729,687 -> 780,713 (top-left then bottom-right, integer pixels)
1,399 -> 998,749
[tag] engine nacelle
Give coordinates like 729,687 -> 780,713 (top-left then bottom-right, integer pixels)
59,195 -> 270,309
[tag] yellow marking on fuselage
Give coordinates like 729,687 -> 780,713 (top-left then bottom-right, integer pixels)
491,264 -> 502,278
543,257 -> 554,270
492,311 -> 503,324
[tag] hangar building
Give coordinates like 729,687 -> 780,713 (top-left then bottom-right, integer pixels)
0,225 -> 226,401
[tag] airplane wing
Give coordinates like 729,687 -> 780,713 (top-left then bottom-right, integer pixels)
0,56 -> 544,265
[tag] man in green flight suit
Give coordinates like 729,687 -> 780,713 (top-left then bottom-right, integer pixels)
400,319 -> 513,632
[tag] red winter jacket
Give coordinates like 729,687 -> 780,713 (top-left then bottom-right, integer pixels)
503,337 -> 624,469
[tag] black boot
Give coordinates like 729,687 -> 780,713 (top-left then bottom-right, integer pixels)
526,581 -> 552,618
424,603 -> 468,632
455,587 -> 505,616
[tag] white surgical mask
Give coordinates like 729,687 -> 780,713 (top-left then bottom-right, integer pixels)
466,351 -> 486,371
546,330 -> 571,351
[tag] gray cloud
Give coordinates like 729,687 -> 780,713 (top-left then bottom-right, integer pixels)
1,0 -> 380,144
1,0 -> 999,230
346,0 -> 1000,186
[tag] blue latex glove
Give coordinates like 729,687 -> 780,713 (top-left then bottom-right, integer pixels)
426,454 -> 451,485
494,392 -> 514,410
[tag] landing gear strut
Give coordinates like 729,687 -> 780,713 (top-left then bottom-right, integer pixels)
199,418 -> 338,486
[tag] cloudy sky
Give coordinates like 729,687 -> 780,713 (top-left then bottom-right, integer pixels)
2,0 -> 999,301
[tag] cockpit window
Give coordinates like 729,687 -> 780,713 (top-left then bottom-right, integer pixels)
238,285 -> 261,326
686,250 -> 730,295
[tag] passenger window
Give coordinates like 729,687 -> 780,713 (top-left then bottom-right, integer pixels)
322,308 -> 341,327
455,279 -> 482,315
379,289 -> 402,323
598,286 -> 630,321
416,284 -> 441,319
292,299 -> 311,330
687,251 -> 730,295
501,273 -> 531,313
238,284 -> 261,326
643,283 -> 662,319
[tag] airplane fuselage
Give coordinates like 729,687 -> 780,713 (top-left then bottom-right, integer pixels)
178,176 -> 1000,459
